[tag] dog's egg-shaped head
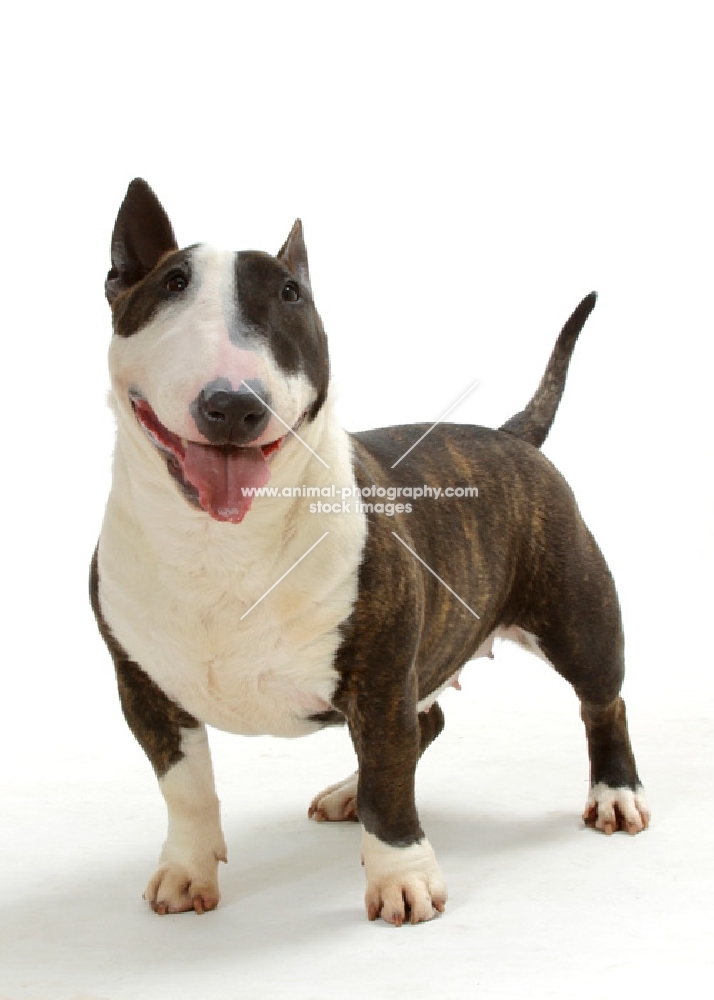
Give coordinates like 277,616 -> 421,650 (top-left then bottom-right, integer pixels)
105,178 -> 329,523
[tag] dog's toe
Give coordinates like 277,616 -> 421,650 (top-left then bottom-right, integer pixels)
308,771 -> 359,822
144,861 -> 221,915
362,832 -> 448,927
583,783 -> 650,835
365,873 -> 446,927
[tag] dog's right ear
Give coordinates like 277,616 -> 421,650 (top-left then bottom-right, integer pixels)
105,179 -> 178,305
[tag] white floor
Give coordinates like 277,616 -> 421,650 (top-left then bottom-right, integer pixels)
1,644 -> 712,1000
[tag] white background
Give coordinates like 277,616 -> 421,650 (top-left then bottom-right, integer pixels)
1,2 -> 712,998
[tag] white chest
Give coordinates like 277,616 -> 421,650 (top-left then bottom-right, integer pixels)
99,533 -> 360,737
99,472 -> 365,736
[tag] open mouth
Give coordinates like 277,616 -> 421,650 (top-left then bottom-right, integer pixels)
130,394 -> 301,524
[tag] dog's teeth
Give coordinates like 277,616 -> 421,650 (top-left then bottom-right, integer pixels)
181,438 -> 188,448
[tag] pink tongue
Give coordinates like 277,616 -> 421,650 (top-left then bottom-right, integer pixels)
182,442 -> 271,523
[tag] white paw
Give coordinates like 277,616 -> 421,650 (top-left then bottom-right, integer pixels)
144,860 -> 220,915
308,771 -> 359,822
144,838 -> 227,915
583,783 -> 650,835
361,830 -> 448,926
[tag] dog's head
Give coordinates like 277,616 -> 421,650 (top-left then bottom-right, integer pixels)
105,178 -> 329,524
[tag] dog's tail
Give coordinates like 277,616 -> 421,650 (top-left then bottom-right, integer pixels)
499,292 -> 597,449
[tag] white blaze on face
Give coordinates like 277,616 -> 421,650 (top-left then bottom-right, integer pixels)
108,246 -> 312,445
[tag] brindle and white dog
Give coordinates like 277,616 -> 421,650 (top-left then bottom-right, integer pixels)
91,179 -> 649,926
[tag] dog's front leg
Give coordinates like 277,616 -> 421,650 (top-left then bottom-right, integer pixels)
347,671 -> 448,926
146,725 -> 227,915
115,661 -> 227,915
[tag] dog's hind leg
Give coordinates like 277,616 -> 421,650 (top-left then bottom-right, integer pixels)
578,696 -> 650,834
537,644 -> 649,835
308,702 -> 445,823
521,532 -> 650,835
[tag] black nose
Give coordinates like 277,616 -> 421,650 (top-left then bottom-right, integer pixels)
191,380 -> 271,445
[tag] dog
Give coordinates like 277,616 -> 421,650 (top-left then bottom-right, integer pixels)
91,178 -> 649,926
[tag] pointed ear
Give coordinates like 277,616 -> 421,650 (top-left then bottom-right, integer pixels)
277,219 -> 311,293
105,178 -> 178,305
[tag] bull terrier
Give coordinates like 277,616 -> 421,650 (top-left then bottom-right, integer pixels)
91,179 -> 649,926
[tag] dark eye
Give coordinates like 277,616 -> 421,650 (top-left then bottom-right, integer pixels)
281,280 -> 300,302
165,271 -> 189,293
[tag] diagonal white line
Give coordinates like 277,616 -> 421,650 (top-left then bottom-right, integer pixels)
391,380 -> 480,468
391,532 -> 480,619
240,380 -> 330,469
240,532 -> 330,620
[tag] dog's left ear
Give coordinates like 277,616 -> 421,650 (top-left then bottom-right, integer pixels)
105,178 -> 178,305
278,219 -> 312,294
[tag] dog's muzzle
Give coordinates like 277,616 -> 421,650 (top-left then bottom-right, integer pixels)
129,390 -> 306,525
